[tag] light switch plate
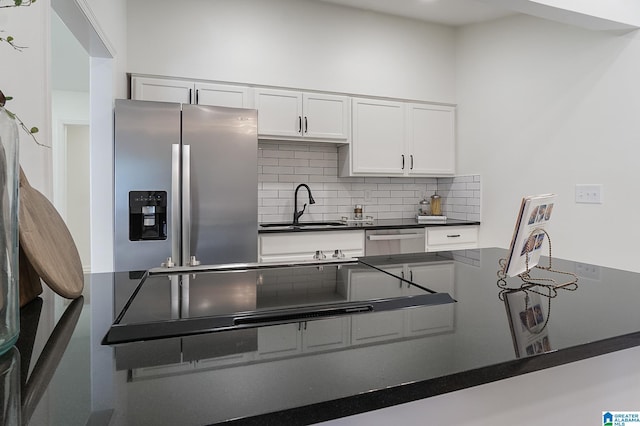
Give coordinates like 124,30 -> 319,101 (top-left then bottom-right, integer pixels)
575,184 -> 603,204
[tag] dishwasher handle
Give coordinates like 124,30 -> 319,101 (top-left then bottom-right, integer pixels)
367,233 -> 424,241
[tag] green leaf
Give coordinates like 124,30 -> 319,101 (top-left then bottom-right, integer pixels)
14,0 -> 23,6
5,96 -> 12,101
7,36 -> 14,42
30,127 -> 38,134
5,110 -> 15,119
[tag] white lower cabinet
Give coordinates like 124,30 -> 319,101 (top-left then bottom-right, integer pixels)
425,225 -> 479,252
350,262 -> 455,343
259,230 -> 365,263
257,318 -> 350,359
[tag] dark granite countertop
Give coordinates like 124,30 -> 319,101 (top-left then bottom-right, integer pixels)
258,217 -> 480,233
13,248 -> 640,425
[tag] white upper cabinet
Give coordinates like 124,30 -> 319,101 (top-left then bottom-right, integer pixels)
193,82 -> 252,108
254,89 -> 303,138
406,103 -> 455,175
350,98 -> 405,175
340,99 -> 456,177
132,76 -> 194,104
131,76 -> 252,108
255,88 -> 350,142
302,92 -> 350,141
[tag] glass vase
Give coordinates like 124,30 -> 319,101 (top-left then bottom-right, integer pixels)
0,107 -> 20,354
0,347 -> 20,425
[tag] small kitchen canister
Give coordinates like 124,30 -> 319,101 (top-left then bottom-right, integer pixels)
418,198 -> 430,216
430,193 -> 442,216
354,204 -> 363,220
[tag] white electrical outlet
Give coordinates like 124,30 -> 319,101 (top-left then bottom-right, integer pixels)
575,262 -> 601,280
575,184 -> 603,204
364,189 -> 373,203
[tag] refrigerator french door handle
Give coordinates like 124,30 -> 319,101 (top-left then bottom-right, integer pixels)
171,144 -> 181,266
182,144 -> 192,265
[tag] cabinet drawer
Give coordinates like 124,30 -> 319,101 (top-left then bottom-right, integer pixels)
426,226 -> 478,252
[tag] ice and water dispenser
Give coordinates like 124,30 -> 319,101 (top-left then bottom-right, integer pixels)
129,191 -> 167,241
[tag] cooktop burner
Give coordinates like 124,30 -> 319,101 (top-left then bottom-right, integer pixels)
103,259 -> 455,345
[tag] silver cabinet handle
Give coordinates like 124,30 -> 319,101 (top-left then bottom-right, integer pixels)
401,154 -> 405,170
189,88 -> 192,104
410,154 -> 414,170
447,234 -> 461,238
298,116 -> 302,133
195,89 -> 199,104
367,234 -> 423,241
304,116 -> 308,134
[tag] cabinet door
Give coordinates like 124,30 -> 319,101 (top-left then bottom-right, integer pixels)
303,93 -> 350,141
131,76 -> 194,104
257,323 -> 302,358
406,104 -> 455,176
350,267 -> 405,344
255,89 -> 303,138
302,318 -> 351,352
259,231 -> 365,263
195,82 -> 252,108
405,262 -> 455,336
351,98 -> 405,175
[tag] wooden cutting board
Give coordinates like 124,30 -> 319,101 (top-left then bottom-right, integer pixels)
19,168 -> 84,299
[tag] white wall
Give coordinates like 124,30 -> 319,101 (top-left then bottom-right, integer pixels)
456,15 -> 640,272
83,0 -> 128,97
0,1 -> 52,194
127,0 -> 456,103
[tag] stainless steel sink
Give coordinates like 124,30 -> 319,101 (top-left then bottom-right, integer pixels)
260,221 -> 347,229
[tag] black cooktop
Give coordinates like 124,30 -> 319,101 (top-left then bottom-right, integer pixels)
103,259 -> 456,345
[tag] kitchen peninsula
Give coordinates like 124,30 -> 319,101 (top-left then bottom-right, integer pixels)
13,248 -> 640,425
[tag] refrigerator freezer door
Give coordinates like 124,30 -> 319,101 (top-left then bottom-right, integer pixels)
114,100 -> 181,272
181,105 -> 258,265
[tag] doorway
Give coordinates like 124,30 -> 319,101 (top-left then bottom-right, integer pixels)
51,8 -> 91,272
62,123 -> 91,272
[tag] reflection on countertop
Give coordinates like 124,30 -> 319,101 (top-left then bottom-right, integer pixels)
10,248 -> 640,425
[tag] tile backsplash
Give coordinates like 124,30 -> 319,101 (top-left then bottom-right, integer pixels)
258,142 -> 481,223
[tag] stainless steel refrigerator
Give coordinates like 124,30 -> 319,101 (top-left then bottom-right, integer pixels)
114,99 -> 258,272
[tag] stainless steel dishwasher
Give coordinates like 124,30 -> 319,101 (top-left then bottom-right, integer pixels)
364,228 -> 426,256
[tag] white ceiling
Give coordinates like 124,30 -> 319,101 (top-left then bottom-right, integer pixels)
314,0 -> 516,26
